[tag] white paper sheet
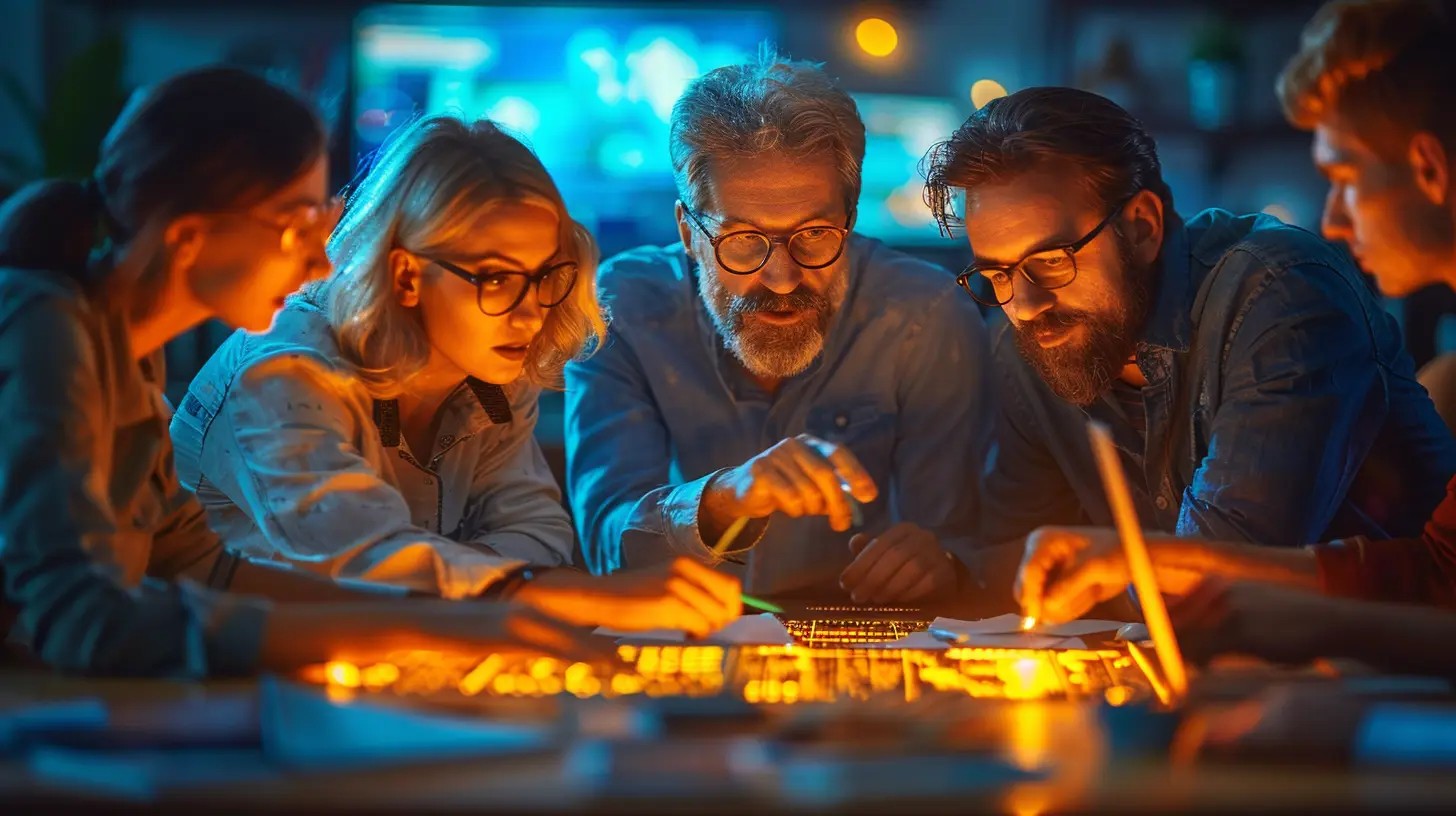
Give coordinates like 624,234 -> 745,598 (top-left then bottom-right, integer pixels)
928,614 -> 1131,638
863,630 -> 1086,650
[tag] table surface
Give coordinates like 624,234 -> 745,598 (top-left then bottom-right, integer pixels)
4,657 -> 1456,814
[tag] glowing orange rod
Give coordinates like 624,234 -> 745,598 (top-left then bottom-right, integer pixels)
1086,420 -> 1188,701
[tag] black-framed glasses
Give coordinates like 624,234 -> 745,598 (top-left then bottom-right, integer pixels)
956,197 -> 1133,307
683,208 -> 851,275
427,256 -> 579,317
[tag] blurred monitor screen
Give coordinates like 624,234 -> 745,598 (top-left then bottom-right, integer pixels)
851,93 -> 969,246
353,5 -> 965,252
353,4 -> 776,255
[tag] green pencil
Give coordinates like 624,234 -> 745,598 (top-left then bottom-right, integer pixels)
741,593 -> 784,614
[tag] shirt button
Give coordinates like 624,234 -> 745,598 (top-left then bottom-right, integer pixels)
834,414 -> 849,429
440,434 -> 456,447
1154,495 -> 1170,510
424,478 -> 434,486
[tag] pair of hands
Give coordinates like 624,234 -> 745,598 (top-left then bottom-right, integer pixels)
470,431 -> 962,657
707,433 -> 958,604
1015,526 -> 1341,666
442,557 -> 741,661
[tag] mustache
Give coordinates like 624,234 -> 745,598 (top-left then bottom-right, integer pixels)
1018,308 -> 1090,334
727,286 -> 827,317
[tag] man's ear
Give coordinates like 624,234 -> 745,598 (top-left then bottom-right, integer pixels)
675,200 -> 695,258
1410,131 -> 1450,208
1123,188 -> 1165,268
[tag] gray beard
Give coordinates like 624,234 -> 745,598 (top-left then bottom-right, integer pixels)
696,261 -> 846,380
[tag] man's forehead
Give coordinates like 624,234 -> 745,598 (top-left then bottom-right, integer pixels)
703,154 -> 845,225
962,176 -> 1087,263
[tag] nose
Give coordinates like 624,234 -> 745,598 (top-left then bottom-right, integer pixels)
508,285 -> 546,334
1321,184 -> 1355,244
1008,275 -> 1057,324
755,247 -> 804,295
302,238 -> 332,284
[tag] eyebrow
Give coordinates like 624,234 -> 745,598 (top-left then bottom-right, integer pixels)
972,231 -> 1080,269
714,210 -> 843,232
459,252 -> 529,269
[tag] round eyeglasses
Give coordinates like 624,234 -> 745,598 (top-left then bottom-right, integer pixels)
957,197 -> 1132,307
428,257 -> 579,317
683,208 -> 851,275
234,197 -> 344,254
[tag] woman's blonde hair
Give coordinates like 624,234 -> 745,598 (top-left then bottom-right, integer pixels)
314,114 -> 606,397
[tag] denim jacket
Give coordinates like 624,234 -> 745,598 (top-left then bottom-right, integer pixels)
0,269 -> 266,677
169,297 -> 573,599
564,235 -> 993,597
982,209 -> 1456,548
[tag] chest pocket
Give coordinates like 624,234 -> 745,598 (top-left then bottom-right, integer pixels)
805,403 -> 895,484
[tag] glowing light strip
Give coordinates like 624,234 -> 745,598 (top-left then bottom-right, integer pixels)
1087,420 -> 1188,701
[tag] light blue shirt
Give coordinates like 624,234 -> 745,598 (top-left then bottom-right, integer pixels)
169,298 -> 572,600
564,236 -> 992,598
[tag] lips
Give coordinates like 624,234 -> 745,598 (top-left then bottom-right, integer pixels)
1034,324 -> 1076,348
493,344 -> 529,362
749,309 -> 807,326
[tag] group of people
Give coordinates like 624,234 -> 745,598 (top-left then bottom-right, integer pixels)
2,0 -> 1456,680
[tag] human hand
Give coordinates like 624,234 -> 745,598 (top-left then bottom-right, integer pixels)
1169,576 -> 1343,667
512,557 -> 743,638
839,523 -> 957,604
345,601 -> 616,664
1015,526 -> 1130,625
704,434 -> 877,533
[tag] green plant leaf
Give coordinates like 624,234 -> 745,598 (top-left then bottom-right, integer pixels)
39,30 -> 129,179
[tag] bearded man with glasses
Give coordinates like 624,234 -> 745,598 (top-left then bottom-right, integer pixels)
922,86 -> 1456,578
565,49 -> 992,605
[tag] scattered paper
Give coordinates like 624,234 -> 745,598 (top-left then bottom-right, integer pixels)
929,614 -> 1131,638
863,631 -> 1085,650
594,613 -> 794,646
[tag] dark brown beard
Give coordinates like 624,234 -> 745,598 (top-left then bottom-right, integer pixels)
1012,233 -> 1154,406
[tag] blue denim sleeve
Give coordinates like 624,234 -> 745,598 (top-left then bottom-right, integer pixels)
565,330 -> 735,574
1177,262 -> 1385,545
890,285 -> 993,559
979,324 -> 1089,548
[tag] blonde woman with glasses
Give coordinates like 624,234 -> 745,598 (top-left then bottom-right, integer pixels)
171,114 -> 740,637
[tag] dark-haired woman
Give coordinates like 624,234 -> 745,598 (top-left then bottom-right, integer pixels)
0,66 -> 607,677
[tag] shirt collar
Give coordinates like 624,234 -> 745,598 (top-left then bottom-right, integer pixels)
1137,211 -> 1193,354
372,378 -> 513,448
